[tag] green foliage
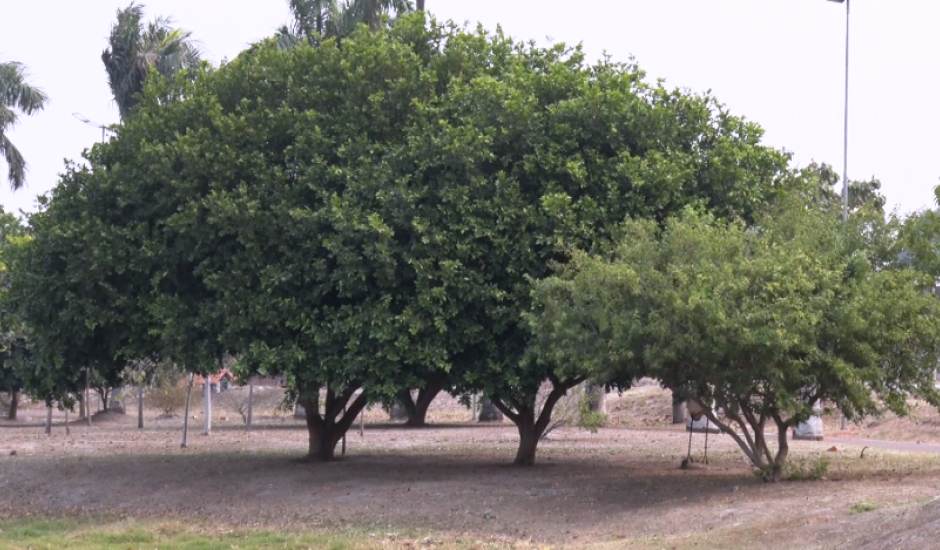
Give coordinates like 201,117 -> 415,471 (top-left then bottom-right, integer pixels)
784,455 -> 831,482
0,61 -> 47,189
849,501 -> 878,514
19,14 -> 797,461
101,2 -> 201,120
530,200 -> 940,475
0,517 -> 359,550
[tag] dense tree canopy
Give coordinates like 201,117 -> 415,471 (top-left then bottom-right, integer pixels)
529,202 -> 940,479
12,14 -> 823,465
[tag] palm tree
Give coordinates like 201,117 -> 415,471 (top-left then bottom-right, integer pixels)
277,0 -> 412,46
358,0 -> 413,31
0,61 -> 47,190
101,3 -> 201,120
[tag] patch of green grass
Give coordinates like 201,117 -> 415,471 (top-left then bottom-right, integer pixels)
0,518 -> 354,550
849,501 -> 878,514
785,454 -> 831,481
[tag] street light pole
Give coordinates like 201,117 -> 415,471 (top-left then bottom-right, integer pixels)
829,0 -> 850,223
840,0 -> 850,223
72,113 -> 109,143
829,0 -> 850,431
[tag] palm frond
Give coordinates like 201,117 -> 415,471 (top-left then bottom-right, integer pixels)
0,62 -> 48,114
102,2 -> 201,119
0,132 -> 27,190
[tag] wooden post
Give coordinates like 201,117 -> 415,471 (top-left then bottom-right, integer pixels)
137,368 -> 144,430
181,373 -> 194,448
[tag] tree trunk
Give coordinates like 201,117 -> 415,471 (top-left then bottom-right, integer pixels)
772,419 -> 790,482
84,373 -> 91,426
302,387 -> 368,462
203,379 -> 212,435
512,408 -> 539,466
584,382 -> 606,414
671,391 -> 686,424
416,0 -> 425,11
492,376 -> 584,467
478,397 -> 503,422
44,404 -> 52,435
389,402 -> 408,421
8,390 -> 18,420
246,380 -> 254,431
400,379 -> 443,427
181,373 -> 194,448
137,383 -> 144,430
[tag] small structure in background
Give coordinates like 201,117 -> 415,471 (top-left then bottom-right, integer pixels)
194,369 -> 237,394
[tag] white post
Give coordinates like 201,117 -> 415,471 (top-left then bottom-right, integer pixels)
203,376 -> 212,436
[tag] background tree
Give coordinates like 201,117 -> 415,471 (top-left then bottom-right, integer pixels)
276,0 -> 412,47
102,2 -> 201,119
0,61 -> 47,190
530,202 -> 940,480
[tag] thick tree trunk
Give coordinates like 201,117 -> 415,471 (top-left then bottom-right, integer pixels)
302,387 -> 368,462
399,379 -> 443,427
512,408 -> 539,465
44,404 -> 52,435
84,373 -> 91,426
181,373 -> 194,448
8,390 -> 18,420
493,376 -> 585,467
772,419 -> 790,482
416,0 -> 425,11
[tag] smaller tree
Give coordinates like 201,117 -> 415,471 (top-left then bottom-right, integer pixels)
531,203 -> 940,480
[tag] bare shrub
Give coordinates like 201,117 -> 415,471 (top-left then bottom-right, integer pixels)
148,362 -> 189,416
216,385 -> 287,423
539,382 -> 608,440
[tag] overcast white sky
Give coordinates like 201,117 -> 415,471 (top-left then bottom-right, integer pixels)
2,1 -> 938,216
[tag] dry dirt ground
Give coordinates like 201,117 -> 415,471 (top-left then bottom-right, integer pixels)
3,387 -> 940,549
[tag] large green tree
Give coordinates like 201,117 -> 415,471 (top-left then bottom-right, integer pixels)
0,61 -> 47,190
530,202 -> 940,480
23,15 -> 796,464
102,2 -> 201,119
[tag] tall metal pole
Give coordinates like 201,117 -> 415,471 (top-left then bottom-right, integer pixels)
841,0 -> 850,223
841,0 -> 851,430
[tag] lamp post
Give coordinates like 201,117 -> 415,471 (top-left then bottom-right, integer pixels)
829,0 -> 850,431
72,113 -> 109,143
828,0 -> 850,223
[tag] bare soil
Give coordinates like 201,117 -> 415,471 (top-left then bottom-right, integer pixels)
2,389 -> 940,549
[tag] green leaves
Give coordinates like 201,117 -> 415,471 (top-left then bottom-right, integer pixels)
531,201 -> 940,470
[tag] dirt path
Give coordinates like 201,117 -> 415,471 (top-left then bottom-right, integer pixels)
826,436 -> 940,454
